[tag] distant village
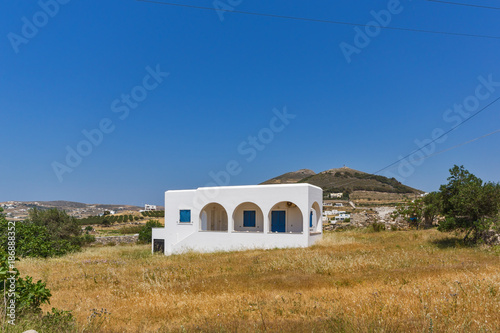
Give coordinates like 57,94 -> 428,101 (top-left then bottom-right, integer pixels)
0,201 -> 160,221
322,193 -> 352,223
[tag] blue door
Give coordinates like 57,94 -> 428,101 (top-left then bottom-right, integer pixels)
271,211 -> 286,232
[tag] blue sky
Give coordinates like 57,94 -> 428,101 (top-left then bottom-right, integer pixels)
1,0 -> 499,206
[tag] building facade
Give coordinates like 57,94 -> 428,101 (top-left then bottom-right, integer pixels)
152,184 -> 323,255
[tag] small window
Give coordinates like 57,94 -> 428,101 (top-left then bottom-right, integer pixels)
243,210 -> 256,227
310,211 -> 313,228
179,209 -> 191,223
153,239 -> 164,253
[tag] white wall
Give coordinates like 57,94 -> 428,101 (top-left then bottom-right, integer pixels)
153,184 -> 323,255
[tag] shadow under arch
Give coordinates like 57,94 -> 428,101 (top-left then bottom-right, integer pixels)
200,202 -> 228,231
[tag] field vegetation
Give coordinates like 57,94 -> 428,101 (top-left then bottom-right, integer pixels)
10,229 -> 500,332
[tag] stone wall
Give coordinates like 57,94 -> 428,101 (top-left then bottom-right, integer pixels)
94,235 -> 139,245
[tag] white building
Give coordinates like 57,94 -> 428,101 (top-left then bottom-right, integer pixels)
323,210 -> 339,216
334,212 -> 351,221
152,184 -> 323,255
329,193 -> 343,199
145,204 -> 157,211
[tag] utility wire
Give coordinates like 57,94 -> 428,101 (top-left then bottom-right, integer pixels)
372,95 -> 500,175
326,127 -> 500,191
424,0 -> 500,10
136,0 -> 500,183
136,0 -> 500,40
387,128 -> 500,165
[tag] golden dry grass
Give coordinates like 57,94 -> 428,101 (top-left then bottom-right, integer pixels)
16,229 -> 500,332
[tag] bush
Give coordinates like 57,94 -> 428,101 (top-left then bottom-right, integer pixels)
370,222 -> 386,232
1,249 -> 75,329
138,220 -> 163,243
0,208 -> 90,258
1,251 -> 51,314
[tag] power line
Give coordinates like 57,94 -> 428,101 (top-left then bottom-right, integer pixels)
424,0 -> 500,10
329,126 -> 500,190
372,95 -> 500,175
388,128 -> 500,165
136,0 -> 500,40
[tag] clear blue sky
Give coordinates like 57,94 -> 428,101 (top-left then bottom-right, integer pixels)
1,0 -> 499,206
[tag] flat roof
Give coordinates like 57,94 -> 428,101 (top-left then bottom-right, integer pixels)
166,183 -> 322,193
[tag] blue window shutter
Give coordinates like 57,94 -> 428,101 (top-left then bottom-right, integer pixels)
310,211 -> 313,228
180,210 -> 191,223
243,210 -> 256,227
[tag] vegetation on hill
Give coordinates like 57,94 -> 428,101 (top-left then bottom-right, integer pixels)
260,169 -> 316,184
141,210 -> 164,218
78,214 -> 141,226
262,167 -> 422,196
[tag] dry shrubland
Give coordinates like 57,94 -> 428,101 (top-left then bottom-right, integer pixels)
15,229 -> 500,332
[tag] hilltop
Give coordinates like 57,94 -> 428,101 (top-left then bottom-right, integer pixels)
261,166 -> 423,204
261,169 -> 316,184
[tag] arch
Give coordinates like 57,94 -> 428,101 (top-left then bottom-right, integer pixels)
232,202 -> 264,232
268,201 -> 303,233
200,203 -> 228,231
311,201 -> 321,232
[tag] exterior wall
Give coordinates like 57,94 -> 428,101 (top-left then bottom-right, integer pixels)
152,184 -> 323,255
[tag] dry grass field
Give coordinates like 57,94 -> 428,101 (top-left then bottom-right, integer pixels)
15,229 -> 500,332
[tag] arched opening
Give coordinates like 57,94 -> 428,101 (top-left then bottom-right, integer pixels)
268,201 -> 303,233
232,202 -> 264,232
311,202 -> 321,232
200,203 -> 228,231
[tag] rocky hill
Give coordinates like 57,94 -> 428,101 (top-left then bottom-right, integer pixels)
261,166 -> 423,203
261,169 -> 316,184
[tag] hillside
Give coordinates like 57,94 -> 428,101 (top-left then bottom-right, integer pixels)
261,169 -> 316,184
261,166 -> 423,202
0,200 -> 147,221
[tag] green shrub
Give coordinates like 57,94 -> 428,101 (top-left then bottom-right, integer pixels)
1,251 -> 51,314
0,208 -> 89,258
1,249 -> 75,328
138,220 -> 163,243
370,222 -> 386,232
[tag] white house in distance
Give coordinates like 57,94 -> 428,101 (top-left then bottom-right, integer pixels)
152,184 -> 323,255
334,212 -> 351,221
144,204 -> 157,211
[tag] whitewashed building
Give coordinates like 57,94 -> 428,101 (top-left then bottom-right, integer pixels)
145,204 -> 157,211
334,212 -> 351,221
152,184 -> 323,255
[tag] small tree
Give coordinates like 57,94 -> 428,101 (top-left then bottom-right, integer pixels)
138,220 -> 163,243
437,165 -> 500,244
28,208 -> 81,241
391,198 -> 425,228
